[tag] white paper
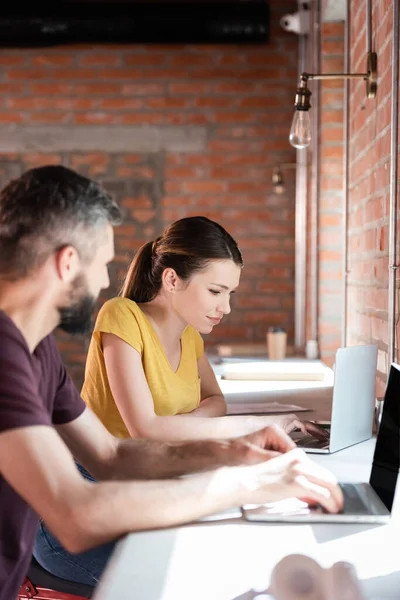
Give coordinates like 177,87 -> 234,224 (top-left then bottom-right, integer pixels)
226,402 -> 311,415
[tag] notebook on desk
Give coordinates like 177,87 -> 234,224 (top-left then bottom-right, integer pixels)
221,360 -> 327,382
291,344 -> 378,454
242,361 -> 400,524
226,401 -> 311,415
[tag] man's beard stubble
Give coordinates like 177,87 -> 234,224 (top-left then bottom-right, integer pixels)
57,273 -> 97,336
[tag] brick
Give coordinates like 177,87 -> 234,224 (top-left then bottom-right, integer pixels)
74,113 -> 116,125
30,55 -> 74,67
170,54 -> 211,67
98,99 -> 143,110
238,96 -> 283,109
214,82 -> 259,94
0,83 -> 25,94
79,54 -> 121,67
236,296 -> 282,309
0,55 -> 26,66
124,54 -> 167,66
165,167 -> 203,179
169,82 -> 211,95
0,111 -> 23,123
217,54 -> 246,66
28,113 -> 70,124
121,195 -> 153,209
121,83 -> 165,96
183,181 -> 226,194
7,69 -> 49,80
7,97 -> 95,110
195,97 -> 234,108
24,153 -> 62,165
321,40 -> 345,55
244,311 -> 290,325
145,97 -> 188,109
208,325 -> 249,339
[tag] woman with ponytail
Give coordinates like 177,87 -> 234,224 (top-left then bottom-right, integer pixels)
81,216 -> 323,443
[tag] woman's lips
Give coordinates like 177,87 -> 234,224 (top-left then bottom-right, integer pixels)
207,316 -> 221,325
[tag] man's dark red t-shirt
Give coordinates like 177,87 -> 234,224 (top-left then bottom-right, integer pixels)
0,310 -> 85,600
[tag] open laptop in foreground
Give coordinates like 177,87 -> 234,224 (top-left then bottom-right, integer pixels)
291,344 -> 378,453
242,362 -> 400,524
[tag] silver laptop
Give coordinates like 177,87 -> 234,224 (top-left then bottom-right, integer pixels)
291,344 -> 378,454
242,362 -> 400,524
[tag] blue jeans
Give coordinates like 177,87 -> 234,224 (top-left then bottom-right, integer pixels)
33,462 -> 116,586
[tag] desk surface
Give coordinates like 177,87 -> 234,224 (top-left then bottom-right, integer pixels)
212,356 -> 334,422
93,438 -> 400,600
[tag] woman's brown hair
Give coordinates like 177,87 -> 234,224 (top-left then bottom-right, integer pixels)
121,216 -> 243,302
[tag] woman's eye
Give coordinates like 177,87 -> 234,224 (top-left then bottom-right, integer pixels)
209,290 -> 220,295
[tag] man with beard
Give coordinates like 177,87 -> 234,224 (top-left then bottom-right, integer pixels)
0,165 -> 343,599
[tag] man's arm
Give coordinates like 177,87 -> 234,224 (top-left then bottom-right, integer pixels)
56,407 -> 288,481
0,424 -> 245,553
0,425 -> 342,555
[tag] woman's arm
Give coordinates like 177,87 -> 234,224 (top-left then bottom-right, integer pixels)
102,333 -> 292,442
188,353 -> 227,417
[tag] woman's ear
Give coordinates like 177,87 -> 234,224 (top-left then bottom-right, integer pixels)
54,245 -> 81,283
162,268 -> 180,293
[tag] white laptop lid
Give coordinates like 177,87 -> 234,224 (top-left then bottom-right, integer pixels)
329,344 -> 378,453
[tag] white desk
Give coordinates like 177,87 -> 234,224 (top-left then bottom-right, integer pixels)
210,356 -> 335,421
93,438 -> 400,600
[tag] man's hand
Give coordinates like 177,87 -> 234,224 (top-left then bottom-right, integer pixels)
228,424 -> 297,465
274,414 -> 330,440
237,448 -> 343,513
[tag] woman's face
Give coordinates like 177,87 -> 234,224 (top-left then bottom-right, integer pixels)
170,259 -> 241,334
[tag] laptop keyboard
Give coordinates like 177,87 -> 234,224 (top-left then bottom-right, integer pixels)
339,483 -> 369,514
295,435 -> 330,449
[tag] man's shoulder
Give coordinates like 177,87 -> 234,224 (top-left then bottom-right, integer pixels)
0,310 -> 30,361
33,333 -> 65,373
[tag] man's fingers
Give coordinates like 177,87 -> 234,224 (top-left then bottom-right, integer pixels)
266,425 -> 297,452
254,447 -> 311,475
291,462 -> 343,511
294,476 -> 340,514
244,446 -> 282,464
243,425 -> 296,453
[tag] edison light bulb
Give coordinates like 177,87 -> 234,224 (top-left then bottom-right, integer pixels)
289,109 -> 311,149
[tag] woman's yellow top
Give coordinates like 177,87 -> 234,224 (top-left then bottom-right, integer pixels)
81,297 -> 204,438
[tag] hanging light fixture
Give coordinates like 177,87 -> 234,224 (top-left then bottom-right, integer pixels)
289,51 -> 378,149
272,163 -> 296,194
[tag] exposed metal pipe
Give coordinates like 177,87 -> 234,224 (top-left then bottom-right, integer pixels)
341,0 -> 350,347
366,0 -> 372,53
387,0 -> 399,370
294,32 -> 308,351
309,0 -> 320,344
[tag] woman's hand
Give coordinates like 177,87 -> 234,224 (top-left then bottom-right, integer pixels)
273,414 -> 330,440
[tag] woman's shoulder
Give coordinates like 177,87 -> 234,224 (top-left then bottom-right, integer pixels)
98,296 -> 140,316
93,297 -> 149,347
95,297 -> 146,328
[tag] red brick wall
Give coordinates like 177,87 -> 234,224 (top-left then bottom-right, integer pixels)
305,22 -> 344,369
0,1 -> 298,388
318,22 -> 344,367
347,0 -> 398,396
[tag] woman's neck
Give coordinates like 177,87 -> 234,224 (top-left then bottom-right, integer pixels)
138,295 -> 186,346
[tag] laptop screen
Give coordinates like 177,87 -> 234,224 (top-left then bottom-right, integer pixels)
369,363 -> 400,511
